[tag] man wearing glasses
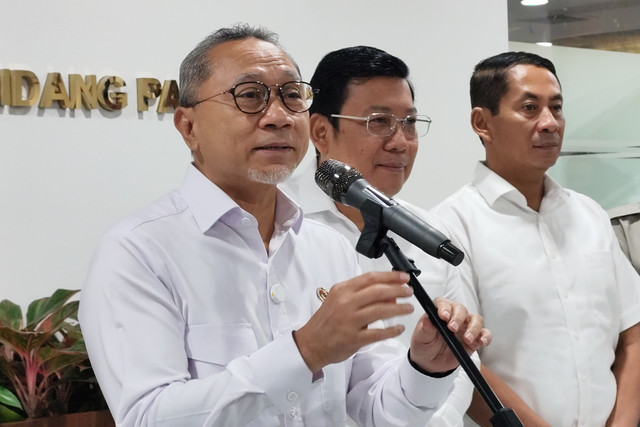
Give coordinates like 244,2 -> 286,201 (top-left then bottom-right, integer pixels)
282,46 -> 478,426
79,25 -> 490,426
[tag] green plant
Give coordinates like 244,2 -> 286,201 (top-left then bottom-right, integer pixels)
0,384 -> 24,421
0,289 -> 107,421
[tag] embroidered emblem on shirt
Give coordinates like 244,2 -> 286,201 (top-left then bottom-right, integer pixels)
316,287 -> 329,303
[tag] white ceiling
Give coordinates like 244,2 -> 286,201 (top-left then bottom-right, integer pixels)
508,0 -> 640,53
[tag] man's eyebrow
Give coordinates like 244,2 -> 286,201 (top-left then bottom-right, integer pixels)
233,72 -> 261,82
233,70 -> 301,84
519,91 -> 539,101
364,105 -> 418,114
518,91 -> 563,102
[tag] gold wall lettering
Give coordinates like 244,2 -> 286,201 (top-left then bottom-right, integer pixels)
8,70 -> 40,107
137,78 -> 162,112
69,74 -> 98,110
0,69 -> 12,105
0,69 -> 178,114
158,80 -> 179,113
39,72 -> 71,109
97,76 -> 127,111
136,78 -> 180,113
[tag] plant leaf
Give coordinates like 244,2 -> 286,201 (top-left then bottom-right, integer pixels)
0,403 -> 26,422
62,322 -> 84,343
0,355 -> 15,380
0,385 -> 22,410
26,289 -> 78,329
39,347 -> 88,375
37,301 -> 80,334
0,300 -> 23,330
0,327 -> 52,355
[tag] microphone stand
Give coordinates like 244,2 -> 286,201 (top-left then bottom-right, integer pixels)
356,200 -> 522,427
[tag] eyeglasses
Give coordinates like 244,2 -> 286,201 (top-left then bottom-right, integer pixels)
192,80 -> 315,114
330,113 -> 432,138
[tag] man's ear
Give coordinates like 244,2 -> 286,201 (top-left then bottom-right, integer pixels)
174,106 -> 199,152
470,107 -> 493,144
309,113 -> 333,159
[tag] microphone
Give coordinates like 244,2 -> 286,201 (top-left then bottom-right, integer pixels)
315,159 -> 464,266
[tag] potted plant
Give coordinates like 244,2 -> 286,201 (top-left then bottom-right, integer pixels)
0,289 -> 113,426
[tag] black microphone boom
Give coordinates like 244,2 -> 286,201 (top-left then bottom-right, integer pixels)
315,159 -> 464,266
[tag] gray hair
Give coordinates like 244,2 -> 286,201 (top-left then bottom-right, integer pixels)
179,23 -> 291,107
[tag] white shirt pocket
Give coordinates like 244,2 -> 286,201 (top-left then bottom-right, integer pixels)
580,251 -> 620,337
185,323 -> 258,378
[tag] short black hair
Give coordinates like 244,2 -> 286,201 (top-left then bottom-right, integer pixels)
470,51 -> 559,115
309,46 -> 414,130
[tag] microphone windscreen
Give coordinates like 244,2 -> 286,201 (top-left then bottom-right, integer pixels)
315,159 -> 362,202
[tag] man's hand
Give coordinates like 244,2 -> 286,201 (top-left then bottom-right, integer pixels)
294,271 -> 414,373
409,297 -> 491,374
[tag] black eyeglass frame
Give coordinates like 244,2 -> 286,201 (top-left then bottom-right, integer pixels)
191,80 -> 316,114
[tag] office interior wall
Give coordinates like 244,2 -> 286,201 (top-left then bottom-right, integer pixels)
1,0 -> 508,309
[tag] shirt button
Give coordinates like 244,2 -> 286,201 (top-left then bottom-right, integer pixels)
270,284 -> 287,304
241,217 -> 251,226
286,391 -> 299,402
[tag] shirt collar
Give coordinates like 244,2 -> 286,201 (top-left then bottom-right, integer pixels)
279,157 -> 344,218
472,161 -> 568,211
181,164 -> 303,234
275,190 -> 304,234
539,173 -> 567,211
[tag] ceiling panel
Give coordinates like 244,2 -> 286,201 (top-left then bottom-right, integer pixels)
508,0 -> 640,53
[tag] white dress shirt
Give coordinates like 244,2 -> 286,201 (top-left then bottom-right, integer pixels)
79,164 -> 456,427
430,162 -> 640,426
281,160 -> 477,427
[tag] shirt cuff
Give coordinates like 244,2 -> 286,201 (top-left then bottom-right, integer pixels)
399,354 -> 458,409
407,350 -> 457,378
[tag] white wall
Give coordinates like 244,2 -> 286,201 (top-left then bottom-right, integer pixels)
0,0 -> 508,309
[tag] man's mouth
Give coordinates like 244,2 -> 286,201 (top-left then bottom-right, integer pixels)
377,163 -> 406,170
533,142 -> 560,149
255,144 -> 292,151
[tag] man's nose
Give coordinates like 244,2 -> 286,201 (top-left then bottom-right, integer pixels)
538,107 -> 560,132
260,89 -> 295,127
384,125 -> 414,151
